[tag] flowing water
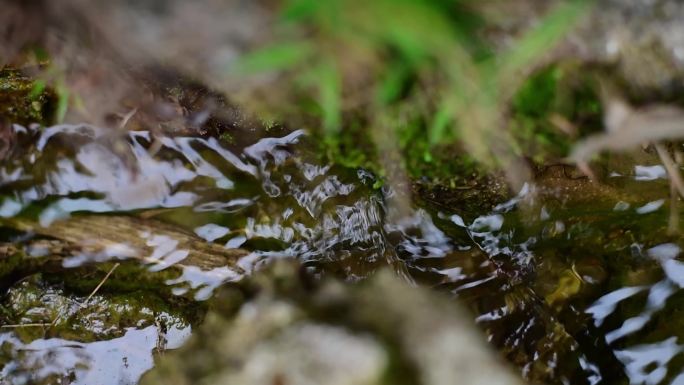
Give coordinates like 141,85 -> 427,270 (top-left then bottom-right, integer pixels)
1,122 -> 684,384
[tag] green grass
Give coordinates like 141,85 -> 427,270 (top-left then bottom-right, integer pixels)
231,0 -> 594,182
509,63 -> 603,163
4,1 -> 597,184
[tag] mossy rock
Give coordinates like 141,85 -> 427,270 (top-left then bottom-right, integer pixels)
0,273 -> 203,344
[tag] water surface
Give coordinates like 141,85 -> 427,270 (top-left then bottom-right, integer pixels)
1,123 -> 684,384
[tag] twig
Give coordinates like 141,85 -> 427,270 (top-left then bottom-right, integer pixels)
670,148 -> 684,235
147,136 -> 164,157
549,113 -> 578,137
118,108 -> 137,130
1,323 -> 51,328
655,144 -> 684,199
576,160 -> 598,181
669,174 -> 679,235
654,143 -> 683,235
80,262 -> 120,308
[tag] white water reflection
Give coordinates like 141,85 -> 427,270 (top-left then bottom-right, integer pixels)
634,165 -> 667,181
0,324 -> 191,385
602,279 -> 675,345
194,223 -> 230,242
615,337 -> 683,385
2,123 -> 458,297
587,239 -> 684,383
440,173 -> 684,383
671,373 -> 684,385
586,286 -> 648,327
3,125 -> 201,227
449,208 -> 534,267
636,199 -> 665,214
19,122 -> 684,384
166,265 -> 242,300
648,244 -> 682,261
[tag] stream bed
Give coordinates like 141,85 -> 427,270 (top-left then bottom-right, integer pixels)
1,122 -> 684,384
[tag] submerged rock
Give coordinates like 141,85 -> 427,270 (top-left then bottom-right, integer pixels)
0,273 -> 200,385
1,274 -> 197,343
141,261 -> 524,385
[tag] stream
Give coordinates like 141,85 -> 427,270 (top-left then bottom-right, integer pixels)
1,122 -> 684,384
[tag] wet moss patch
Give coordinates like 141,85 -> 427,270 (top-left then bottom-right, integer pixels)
0,68 -> 56,126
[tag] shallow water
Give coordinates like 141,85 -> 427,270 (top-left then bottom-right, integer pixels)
1,123 -> 684,384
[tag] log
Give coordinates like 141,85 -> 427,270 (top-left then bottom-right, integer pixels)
0,215 -> 249,289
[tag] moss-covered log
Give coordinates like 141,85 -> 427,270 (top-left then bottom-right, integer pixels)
0,215 -> 249,292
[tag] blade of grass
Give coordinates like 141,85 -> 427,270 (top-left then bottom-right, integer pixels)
497,0 -> 592,87
232,42 -> 312,74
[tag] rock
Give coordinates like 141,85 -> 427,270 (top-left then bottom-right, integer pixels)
572,0 -> 684,92
477,0 -> 684,94
140,261 -> 524,385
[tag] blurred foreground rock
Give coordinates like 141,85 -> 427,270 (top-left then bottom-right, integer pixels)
574,0 -> 684,92
478,0 -> 684,94
140,261 -> 524,385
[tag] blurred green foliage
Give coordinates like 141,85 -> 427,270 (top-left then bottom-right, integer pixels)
510,63 -> 603,163
234,0 -> 593,181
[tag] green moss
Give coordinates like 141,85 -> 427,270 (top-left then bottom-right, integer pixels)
51,262 -> 183,296
0,248 -> 24,279
509,63 -> 604,163
400,127 -> 481,183
321,120 -> 379,174
219,131 -> 235,144
0,68 -> 56,126
314,62 -> 609,187
316,100 -> 488,189
2,272 -> 204,344
513,66 -> 561,117
323,63 -> 602,184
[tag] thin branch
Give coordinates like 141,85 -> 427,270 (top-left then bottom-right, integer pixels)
118,108 -> 137,130
80,262 -> 120,308
655,143 -> 684,199
670,148 -> 684,235
669,176 -> 679,235
1,323 -> 51,328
